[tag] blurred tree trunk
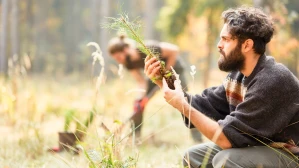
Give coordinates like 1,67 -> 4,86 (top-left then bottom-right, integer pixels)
144,0 -> 156,39
90,0 -> 98,41
24,0 -> 34,72
65,0 -> 72,73
99,0 -> 109,61
33,0 -> 47,72
64,0 -> 76,73
203,15 -> 213,88
73,0 -> 81,72
99,0 -> 109,57
11,0 -> 19,61
203,9 -> 220,88
23,0 -> 31,52
96,0 -> 109,76
0,0 -> 9,75
123,0 -> 130,14
129,0 -> 136,16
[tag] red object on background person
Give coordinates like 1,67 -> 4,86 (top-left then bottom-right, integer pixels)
133,96 -> 149,114
131,96 -> 149,137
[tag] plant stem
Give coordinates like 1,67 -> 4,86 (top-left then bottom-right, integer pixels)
120,16 -> 171,80
120,16 -> 155,58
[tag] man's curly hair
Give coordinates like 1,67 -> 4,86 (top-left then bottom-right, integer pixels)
222,7 -> 274,55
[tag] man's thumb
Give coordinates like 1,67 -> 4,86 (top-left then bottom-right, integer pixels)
162,78 -> 169,91
174,78 -> 182,91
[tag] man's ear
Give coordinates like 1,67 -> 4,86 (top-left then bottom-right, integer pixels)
242,39 -> 254,53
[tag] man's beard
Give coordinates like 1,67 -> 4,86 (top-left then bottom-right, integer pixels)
218,42 -> 245,72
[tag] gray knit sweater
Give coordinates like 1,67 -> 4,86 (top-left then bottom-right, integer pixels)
184,54 -> 299,155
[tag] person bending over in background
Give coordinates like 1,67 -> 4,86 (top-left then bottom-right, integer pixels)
144,6 -> 299,168
108,35 -> 202,141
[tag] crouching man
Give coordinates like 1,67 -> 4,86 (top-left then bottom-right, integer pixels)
144,6 -> 299,168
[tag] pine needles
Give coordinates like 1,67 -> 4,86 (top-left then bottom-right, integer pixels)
102,13 -> 176,89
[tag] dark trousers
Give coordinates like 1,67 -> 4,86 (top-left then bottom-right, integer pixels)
183,142 -> 299,168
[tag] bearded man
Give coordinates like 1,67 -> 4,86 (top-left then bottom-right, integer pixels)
144,7 -> 299,168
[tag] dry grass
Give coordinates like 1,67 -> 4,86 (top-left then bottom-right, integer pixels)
0,70 -> 225,167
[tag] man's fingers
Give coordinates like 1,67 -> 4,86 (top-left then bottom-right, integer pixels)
146,66 -> 161,80
149,61 -> 160,72
144,57 -> 158,74
144,57 -> 161,80
174,78 -> 182,91
149,65 -> 161,77
144,57 -> 157,69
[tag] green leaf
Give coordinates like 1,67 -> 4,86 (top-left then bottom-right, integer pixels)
113,119 -> 122,125
64,109 -> 76,132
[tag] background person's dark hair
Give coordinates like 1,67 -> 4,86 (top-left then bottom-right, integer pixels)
222,7 -> 274,55
108,35 -> 135,55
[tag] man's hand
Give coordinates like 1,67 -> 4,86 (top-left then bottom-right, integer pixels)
162,77 -> 232,149
162,78 -> 187,111
144,57 -> 162,87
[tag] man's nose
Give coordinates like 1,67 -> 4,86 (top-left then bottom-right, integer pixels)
217,40 -> 223,50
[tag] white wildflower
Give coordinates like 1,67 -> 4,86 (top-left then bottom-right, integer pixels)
87,42 -> 101,52
91,52 -> 104,66
118,64 -> 124,79
87,42 -> 105,92
190,65 -> 196,76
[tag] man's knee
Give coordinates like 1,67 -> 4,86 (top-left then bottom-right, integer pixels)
182,146 -> 199,168
213,147 -> 299,168
212,149 -> 231,168
183,143 -> 221,168
212,148 -> 250,168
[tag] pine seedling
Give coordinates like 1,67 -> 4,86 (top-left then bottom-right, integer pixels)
102,13 -> 177,89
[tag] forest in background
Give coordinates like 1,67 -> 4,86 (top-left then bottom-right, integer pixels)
0,0 -> 298,86
0,0 -> 164,78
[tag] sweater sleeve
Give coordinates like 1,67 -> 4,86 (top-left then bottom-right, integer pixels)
183,85 -> 230,128
218,69 -> 299,148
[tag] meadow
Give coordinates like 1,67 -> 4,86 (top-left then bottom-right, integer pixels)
0,69 -> 226,167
